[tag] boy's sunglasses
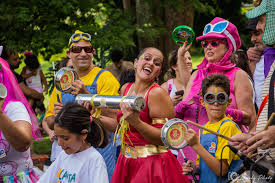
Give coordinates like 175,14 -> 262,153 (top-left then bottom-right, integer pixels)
204,92 -> 228,105
70,46 -> 93,53
201,40 -> 227,48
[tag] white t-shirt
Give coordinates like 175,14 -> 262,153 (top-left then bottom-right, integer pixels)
25,66 -> 43,93
0,102 -> 33,176
38,146 -> 109,183
253,55 -> 265,109
50,139 -> 63,162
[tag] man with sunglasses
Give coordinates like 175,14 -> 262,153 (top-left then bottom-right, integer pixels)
230,0 -> 275,164
45,30 -> 120,181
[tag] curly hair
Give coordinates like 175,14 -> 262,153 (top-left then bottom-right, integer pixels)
201,74 -> 230,97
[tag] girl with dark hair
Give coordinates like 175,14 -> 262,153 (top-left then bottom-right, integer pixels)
38,103 -> 109,183
21,52 -> 48,107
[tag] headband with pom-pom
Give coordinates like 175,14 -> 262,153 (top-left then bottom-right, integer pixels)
24,51 -> 33,56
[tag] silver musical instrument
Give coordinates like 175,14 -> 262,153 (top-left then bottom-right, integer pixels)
161,118 -> 189,150
75,94 -> 146,111
54,67 -> 78,92
0,83 -> 7,99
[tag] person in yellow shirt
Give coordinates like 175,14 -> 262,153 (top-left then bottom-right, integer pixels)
45,30 -> 120,181
182,74 -> 242,183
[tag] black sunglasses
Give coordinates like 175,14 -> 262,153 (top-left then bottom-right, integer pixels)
70,46 -> 93,53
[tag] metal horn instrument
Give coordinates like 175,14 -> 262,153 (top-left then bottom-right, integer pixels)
75,94 -> 146,111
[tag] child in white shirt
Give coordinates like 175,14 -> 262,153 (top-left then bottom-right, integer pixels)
38,102 -> 109,183
21,52 -> 48,107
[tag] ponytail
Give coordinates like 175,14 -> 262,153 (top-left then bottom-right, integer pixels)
55,102 -> 108,148
87,117 -> 108,148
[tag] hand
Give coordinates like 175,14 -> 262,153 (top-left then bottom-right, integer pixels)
69,79 -> 89,96
247,47 -> 262,63
81,102 -> 95,115
53,102 -> 63,116
171,94 -> 183,106
120,102 -> 140,127
184,129 -> 198,147
182,160 -> 195,175
178,41 -> 192,59
229,133 -> 252,152
48,130 -> 56,142
245,126 -> 275,153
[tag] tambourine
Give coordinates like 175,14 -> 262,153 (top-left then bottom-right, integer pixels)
161,118 -> 189,150
54,67 -> 79,92
0,83 -> 7,99
75,94 -> 146,111
172,25 -> 195,45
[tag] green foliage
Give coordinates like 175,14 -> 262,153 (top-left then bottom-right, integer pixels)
32,137 -> 52,155
0,0 -> 136,66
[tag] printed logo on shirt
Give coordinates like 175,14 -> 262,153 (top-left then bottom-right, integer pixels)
208,142 -> 216,153
57,168 -> 76,183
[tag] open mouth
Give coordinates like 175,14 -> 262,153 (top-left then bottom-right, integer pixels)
207,52 -> 214,57
143,67 -> 152,75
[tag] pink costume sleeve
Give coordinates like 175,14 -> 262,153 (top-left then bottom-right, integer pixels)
175,101 -> 189,119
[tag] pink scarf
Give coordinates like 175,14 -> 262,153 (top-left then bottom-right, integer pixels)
0,57 -> 41,140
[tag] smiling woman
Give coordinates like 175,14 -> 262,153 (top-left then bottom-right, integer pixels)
111,47 -> 189,183
175,17 -> 256,166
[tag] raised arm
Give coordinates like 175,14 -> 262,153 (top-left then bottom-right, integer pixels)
233,69 -> 256,129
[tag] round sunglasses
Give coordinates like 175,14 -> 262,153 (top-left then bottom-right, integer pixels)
203,92 -> 228,105
201,39 -> 227,48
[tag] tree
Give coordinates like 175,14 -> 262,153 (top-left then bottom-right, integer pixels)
0,0 -> 136,66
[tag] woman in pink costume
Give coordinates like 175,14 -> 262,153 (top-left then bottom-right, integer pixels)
0,56 -> 42,182
111,47 -> 189,183
175,17 -> 256,167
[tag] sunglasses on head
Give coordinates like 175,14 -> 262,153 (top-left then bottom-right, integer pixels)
70,46 -> 93,53
204,92 -> 228,105
201,39 -> 227,48
69,33 -> 92,47
203,21 -> 229,35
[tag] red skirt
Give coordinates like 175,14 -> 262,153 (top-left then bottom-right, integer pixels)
111,150 -> 189,183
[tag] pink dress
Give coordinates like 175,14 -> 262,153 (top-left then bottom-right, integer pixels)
111,83 -> 189,183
